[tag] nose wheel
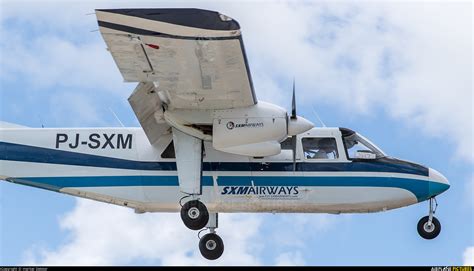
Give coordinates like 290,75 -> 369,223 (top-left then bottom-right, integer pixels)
417,197 -> 441,239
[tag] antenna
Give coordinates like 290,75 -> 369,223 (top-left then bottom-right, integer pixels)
37,115 -> 44,128
311,105 -> 326,127
109,108 -> 125,127
87,12 -> 98,32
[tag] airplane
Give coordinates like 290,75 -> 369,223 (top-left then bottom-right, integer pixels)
0,8 -> 450,260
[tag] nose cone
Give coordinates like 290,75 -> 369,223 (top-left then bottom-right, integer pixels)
429,168 -> 450,196
288,116 -> 314,136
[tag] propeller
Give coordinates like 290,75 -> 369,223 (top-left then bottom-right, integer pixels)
291,79 -> 296,120
287,79 -> 314,172
290,79 -> 297,171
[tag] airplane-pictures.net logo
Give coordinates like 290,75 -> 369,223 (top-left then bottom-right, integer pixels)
432,267 -> 472,271
226,121 -> 264,130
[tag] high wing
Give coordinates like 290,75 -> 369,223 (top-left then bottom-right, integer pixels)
96,8 -> 257,111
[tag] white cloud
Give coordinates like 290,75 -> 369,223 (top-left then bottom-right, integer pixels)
0,31 -> 127,95
23,198 -> 263,266
275,251 -> 306,266
22,199 -> 341,266
48,92 -> 106,126
267,213 -> 339,249
233,1 -> 473,162
463,246 -> 474,266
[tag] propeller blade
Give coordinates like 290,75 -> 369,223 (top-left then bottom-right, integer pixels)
291,79 -> 296,120
291,135 -> 297,172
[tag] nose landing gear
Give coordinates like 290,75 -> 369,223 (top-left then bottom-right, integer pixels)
417,197 -> 441,239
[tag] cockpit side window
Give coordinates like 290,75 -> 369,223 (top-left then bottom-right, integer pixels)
343,133 -> 385,159
302,137 -> 339,160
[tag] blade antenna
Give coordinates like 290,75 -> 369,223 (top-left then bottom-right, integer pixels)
311,105 -> 326,127
109,107 -> 125,127
291,78 -> 296,119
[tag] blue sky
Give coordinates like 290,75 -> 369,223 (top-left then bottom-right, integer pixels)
1,0 -> 473,266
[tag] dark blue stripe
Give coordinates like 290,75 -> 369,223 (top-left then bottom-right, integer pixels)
0,142 -> 428,176
8,175 -> 434,201
98,9 -> 240,31
1,141 -> 171,171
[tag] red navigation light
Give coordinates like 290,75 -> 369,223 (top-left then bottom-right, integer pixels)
145,43 -> 160,50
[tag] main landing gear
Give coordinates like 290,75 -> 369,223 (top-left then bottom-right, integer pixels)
181,199 -> 209,230
173,128 -> 224,259
180,198 -> 224,260
417,197 -> 441,239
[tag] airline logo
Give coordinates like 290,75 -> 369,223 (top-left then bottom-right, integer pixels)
221,186 -> 300,199
226,121 -> 264,130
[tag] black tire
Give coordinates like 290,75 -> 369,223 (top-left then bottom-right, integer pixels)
417,216 -> 441,239
199,233 -> 224,260
180,200 -> 209,230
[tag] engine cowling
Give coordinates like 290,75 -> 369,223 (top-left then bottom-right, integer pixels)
212,102 -> 313,156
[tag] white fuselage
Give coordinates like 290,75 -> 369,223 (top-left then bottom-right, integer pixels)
0,126 -> 449,214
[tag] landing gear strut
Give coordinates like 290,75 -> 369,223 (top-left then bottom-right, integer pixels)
417,197 -> 441,239
198,213 -> 224,260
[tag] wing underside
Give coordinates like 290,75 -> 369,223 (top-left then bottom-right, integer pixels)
96,9 -> 257,111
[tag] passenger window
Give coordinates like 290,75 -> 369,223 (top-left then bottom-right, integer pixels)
302,137 -> 338,160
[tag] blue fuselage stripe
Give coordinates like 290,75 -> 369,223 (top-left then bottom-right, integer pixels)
0,142 -> 429,176
8,175 -> 437,202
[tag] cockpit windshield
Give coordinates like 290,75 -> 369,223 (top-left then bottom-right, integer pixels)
342,132 -> 386,159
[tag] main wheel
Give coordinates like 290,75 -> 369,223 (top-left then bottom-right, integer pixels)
180,200 -> 209,230
417,216 -> 441,239
199,233 -> 224,260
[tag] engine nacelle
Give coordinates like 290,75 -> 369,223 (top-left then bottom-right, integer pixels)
212,102 -> 287,156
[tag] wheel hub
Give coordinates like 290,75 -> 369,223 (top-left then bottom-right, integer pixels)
206,240 -> 217,250
188,207 -> 200,219
423,222 -> 435,233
